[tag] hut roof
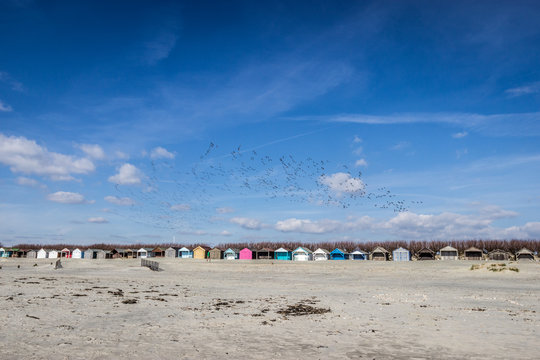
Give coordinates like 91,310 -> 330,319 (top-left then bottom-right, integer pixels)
371,246 -> 389,253
393,247 -> 409,252
489,249 -> 509,254
292,246 -> 312,254
274,247 -> 291,252
464,246 -> 482,252
440,245 -> 458,252
193,245 -> 211,251
256,247 -> 275,252
516,247 -> 534,255
210,247 -> 223,252
351,249 -> 367,254
313,248 -> 330,254
224,248 -> 240,253
330,248 -> 347,254
417,248 -> 434,254
178,247 -> 192,252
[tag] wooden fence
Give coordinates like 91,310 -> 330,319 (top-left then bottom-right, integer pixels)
141,258 -> 159,271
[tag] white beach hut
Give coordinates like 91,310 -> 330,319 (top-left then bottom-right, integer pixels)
72,248 -> 83,259
178,247 -> 193,258
165,247 -> 177,258
392,247 -> 410,261
292,247 -> 312,261
313,248 -> 330,261
48,250 -> 59,259
37,248 -> 48,259
137,248 -> 149,258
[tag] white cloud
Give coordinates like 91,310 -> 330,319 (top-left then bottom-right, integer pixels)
230,217 -> 264,230
0,100 -> 13,112
355,158 -> 368,167
216,207 -> 234,214
79,144 -> 105,159
220,230 -> 232,236
505,82 -> 540,97
16,176 -> 39,187
47,191 -> 87,204
0,133 -> 95,180
104,196 -> 135,206
452,131 -> 468,138
150,146 -> 175,159
88,217 -> 108,224
319,172 -> 365,194
353,135 -> 362,143
352,146 -> 363,155
171,203 -> 191,211
391,141 -> 410,150
144,31 -> 178,65
108,163 -> 142,185
114,151 -> 129,160
275,218 -> 343,234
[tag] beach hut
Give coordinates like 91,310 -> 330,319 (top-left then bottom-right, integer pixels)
370,247 -> 389,261
256,248 -> 275,260
488,249 -> 512,261
392,247 -> 410,261
2,248 -> 14,257
209,248 -> 223,260
111,249 -> 126,259
37,248 -> 48,259
464,247 -> 483,260
48,250 -> 59,259
292,247 -> 312,261
193,246 -> 210,259
350,249 -> 368,260
224,248 -> 240,260
9,248 -> 25,257
60,248 -> 71,258
124,249 -> 137,258
330,248 -> 349,260
137,248 -> 154,258
152,247 -> 165,257
0,248 -> 4,257
239,248 -> 255,260
274,248 -> 292,260
165,247 -> 177,258
313,248 -> 330,261
85,249 -> 106,259
26,250 -> 37,259
515,248 -> 535,261
416,248 -> 435,260
439,246 -> 459,260
72,248 -> 83,259
178,247 -> 193,258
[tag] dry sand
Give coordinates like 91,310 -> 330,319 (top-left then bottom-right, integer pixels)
1,258 -> 539,359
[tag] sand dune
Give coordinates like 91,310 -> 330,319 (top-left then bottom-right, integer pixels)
1,258 -> 539,359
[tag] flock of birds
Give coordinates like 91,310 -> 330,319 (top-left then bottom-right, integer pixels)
112,142 -> 422,230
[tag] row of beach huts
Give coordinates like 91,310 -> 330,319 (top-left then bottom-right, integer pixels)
0,246 -> 537,261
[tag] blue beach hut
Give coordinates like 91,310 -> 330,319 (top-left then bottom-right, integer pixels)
274,248 -> 292,260
330,248 -> 349,260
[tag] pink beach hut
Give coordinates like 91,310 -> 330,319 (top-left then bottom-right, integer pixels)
239,248 -> 255,260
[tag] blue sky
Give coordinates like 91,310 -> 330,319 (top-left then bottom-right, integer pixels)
1,0 -> 540,245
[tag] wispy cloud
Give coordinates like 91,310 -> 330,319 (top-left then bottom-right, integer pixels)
325,112 -> 540,137
88,217 -> 108,224
230,217 -> 265,230
0,71 -> 24,92
143,31 -> 178,65
452,131 -> 468,138
0,100 -> 13,112
505,82 -> 540,97
104,196 -> 135,206
79,144 -> 105,159
47,191 -> 89,204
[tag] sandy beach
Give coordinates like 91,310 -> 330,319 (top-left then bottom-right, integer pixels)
1,258 -> 539,359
